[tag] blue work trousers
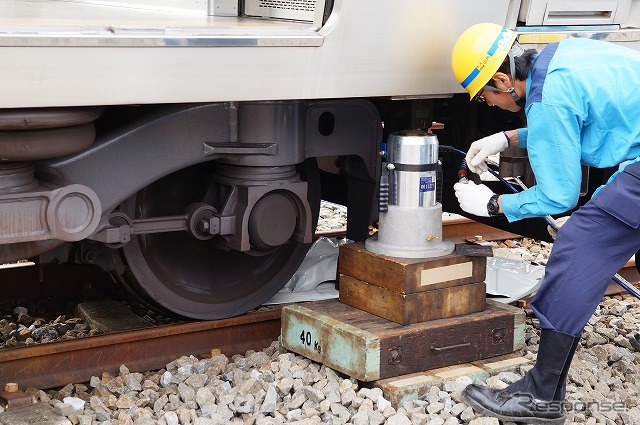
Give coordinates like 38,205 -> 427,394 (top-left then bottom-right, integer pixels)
531,161 -> 640,336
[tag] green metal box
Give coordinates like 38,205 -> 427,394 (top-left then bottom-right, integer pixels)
281,299 -> 525,382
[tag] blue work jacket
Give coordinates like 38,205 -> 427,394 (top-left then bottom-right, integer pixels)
501,37 -> 640,222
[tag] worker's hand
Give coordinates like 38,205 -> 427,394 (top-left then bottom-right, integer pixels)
466,132 -> 510,174
547,216 -> 570,240
453,181 -> 495,217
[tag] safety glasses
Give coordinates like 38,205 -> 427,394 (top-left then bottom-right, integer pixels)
474,85 -> 512,103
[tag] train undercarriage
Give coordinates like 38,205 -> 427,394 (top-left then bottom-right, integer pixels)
0,100 -> 383,319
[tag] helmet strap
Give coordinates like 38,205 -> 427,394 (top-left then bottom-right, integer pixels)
508,43 -> 526,107
507,87 -> 526,107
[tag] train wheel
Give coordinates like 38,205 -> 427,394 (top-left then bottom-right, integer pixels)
112,159 -> 320,320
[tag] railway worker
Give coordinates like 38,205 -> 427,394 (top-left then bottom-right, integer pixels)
449,23 -> 640,424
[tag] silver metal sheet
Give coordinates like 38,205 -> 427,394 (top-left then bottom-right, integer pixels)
0,0 -> 321,47
0,0 -> 513,107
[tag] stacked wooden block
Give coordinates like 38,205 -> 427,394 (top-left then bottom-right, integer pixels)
338,242 -> 487,324
280,241 -> 525,383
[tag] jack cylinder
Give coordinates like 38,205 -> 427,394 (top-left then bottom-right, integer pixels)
385,129 -> 438,208
366,129 -> 454,259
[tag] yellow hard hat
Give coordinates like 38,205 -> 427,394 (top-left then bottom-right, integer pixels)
451,23 -> 517,100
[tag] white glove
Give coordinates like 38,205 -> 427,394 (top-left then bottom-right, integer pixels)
547,216 -> 570,240
466,132 -> 509,174
454,181 -> 496,217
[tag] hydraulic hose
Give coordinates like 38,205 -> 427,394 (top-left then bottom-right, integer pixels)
439,145 -> 640,301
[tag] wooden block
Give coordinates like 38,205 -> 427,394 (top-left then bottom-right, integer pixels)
339,242 -> 486,294
374,353 -> 531,408
373,351 -> 530,408
472,353 -> 532,375
339,275 -> 486,324
281,299 -> 525,382
373,372 -> 443,408
373,364 -> 491,408
427,364 -> 489,382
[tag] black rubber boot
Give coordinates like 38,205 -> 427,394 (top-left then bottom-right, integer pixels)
630,333 -> 640,352
461,328 -> 581,425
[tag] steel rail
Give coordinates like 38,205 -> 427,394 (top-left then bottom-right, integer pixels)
0,307 -> 282,391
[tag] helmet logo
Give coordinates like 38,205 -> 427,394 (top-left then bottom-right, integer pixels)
473,28 -> 513,77
488,28 -> 513,55
496,29 -> 513,51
